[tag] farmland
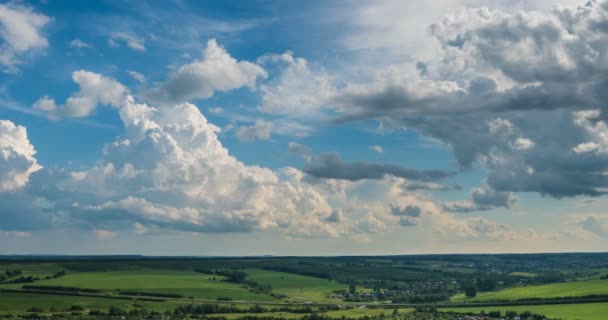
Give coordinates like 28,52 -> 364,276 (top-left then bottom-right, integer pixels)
1,253 -> 608,319
442,302 -> 608,320
452,279 -> 608,302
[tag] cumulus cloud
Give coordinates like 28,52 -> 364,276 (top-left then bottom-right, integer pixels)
13,69 -> 516,241
0,120 -> 42,191
236,120 -> 273,142
564,214 -> 608,240
108,32 -> 146,51
391,204 -> 422,226
302,152 -> 451,182
443,185 -> 516,212
0,3 -> 50,71
258,51 -> 335,117
41,81 -> 337,236
143,39 -> 267,103
33,70 -> 128,119
328,1 -> 608,198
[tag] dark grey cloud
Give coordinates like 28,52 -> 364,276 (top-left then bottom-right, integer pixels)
331,1 -> 608,198
324,209 -> 343,223
391,204 -> 423,226
303,152 -> 451,181
443,185 -> 516,212
391,205 -> 422,217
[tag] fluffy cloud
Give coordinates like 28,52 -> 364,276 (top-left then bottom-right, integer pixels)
258,51 -> 335,117
36,83 -> 338,236
0,3 -> 50,71
236,120 -> 273,142
0,120 -> 41,191
20,69 -> 513,241
144,39 -> 267,103
329,1 -> 608,198
33,70 -> 128,119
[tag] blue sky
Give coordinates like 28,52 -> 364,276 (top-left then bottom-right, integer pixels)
1,0 -> 607,255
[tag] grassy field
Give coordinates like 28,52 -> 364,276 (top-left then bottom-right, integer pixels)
0,291 -> 181,314
452,279 -> 608,302
245,269 -> 347,302
442,302 -> 608,320
1,269 -> 277,301
508,272 -> 538,277
205,308 -> 414,320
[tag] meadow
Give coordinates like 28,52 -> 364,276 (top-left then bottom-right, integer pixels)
244,269 -> 347,302
442,302 -> 608,320
452,279 -> 608,302
18,269 -> 277,301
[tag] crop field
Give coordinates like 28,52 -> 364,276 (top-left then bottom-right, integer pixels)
442,302 -> 608,320
452,279 -> 608,302
1,254 -> 608,319
5,269 -> 277,301
245,269 -> 347,301
0,291 -> 182,314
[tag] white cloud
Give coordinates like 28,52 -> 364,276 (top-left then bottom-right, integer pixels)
69,39 -> 90,49
23,70 -> 516,241
33,70 -> 128,119
258,51 -> 335,117
329,1 -> 608,198
513,137 -> 535,150
108,32 -> 145,51
143,39 -> 267,103
127,70 -> 145,83
370,145 -> 384,153
0,120 -> 42,192
236,120 -> 273,142
0,3 -> 50,71
208,107 -> 224,114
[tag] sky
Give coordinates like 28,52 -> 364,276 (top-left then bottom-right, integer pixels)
1,0 -> 608,255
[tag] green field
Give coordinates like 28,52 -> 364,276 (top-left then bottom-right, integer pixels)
1,269 -> 277,301
0,291 -> 181,314
508,272 -> 538,277
442,302 -> 608,320
2,254 -> 608,319
452,279 -> 608,302
206,308 -> 414,320
245,269 -> 347,302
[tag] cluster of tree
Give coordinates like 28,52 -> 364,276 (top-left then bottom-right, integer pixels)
52,270 -> 67,278
173,303 -> 267,315
0,269 -> 22,279
117,290 -> 184,298
209,269 -> 272,294
22,285 -> 102,293
478,310 -> 546,320
171,304 -> 333,316
262,266 -> 332,280
3,275 -> 38,284
214,269 -> 248,283
477,278 -> 498,291
390,293 -> 450,303
600,274 -> 608,280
